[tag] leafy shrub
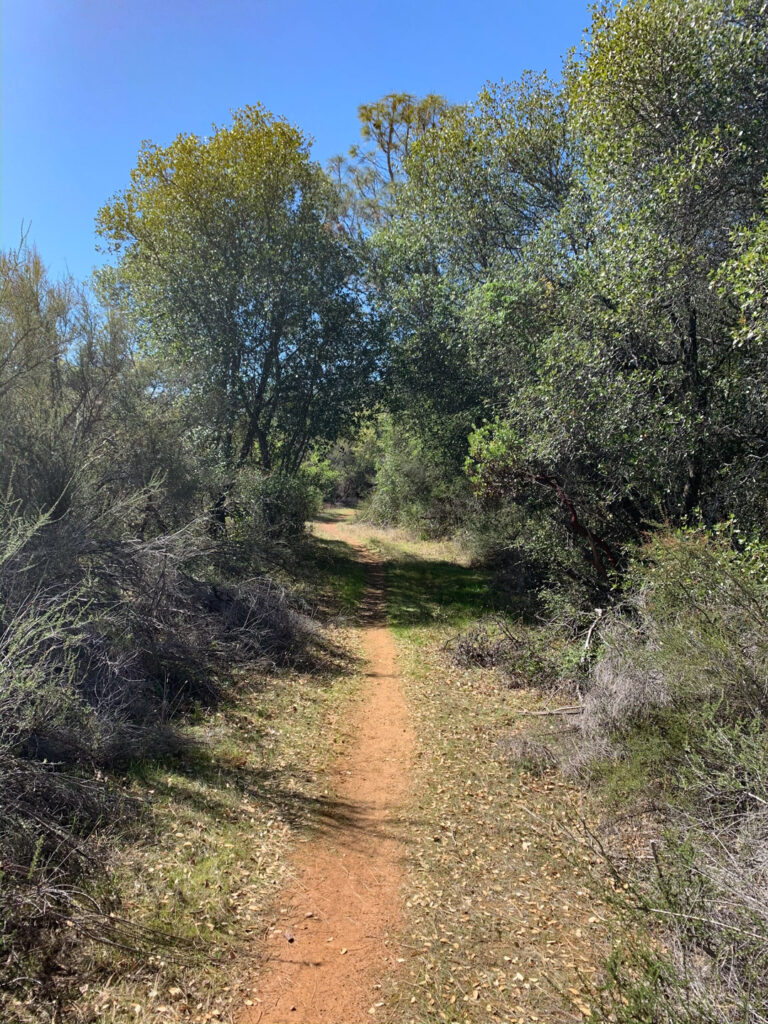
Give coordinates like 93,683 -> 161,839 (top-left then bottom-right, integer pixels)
578,528 -> 768,1022
366,418 -> 476,537
233,469 -> 321,545
304,420 -> 382,505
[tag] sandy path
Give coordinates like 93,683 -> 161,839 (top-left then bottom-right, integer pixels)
238,519 -> 414,1024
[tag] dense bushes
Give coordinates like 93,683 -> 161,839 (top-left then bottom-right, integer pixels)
567,530 -> 768,1022
355,0 -> 768,611
579,528 -> 768,788
0,245 -> 324,981
0,480 -> 307,955
365,418 -> 477,537
232,469 -> 321,544
303,420 -> 382,506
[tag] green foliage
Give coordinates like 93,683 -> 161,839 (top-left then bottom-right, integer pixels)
579,529 -> 768,1022
365,416 -> 476,538
371,0 -> 768,605
401,73 -> 573,274
587,526 -> 768,758
232,469 -> 321,545
98,106 -> 382,475
303,419 -> 383,504
0,244 -> 217,528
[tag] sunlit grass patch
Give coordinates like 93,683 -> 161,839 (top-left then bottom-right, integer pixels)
333,516 -> 475,568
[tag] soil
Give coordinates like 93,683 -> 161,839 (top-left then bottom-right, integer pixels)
238,518 -> 414,1023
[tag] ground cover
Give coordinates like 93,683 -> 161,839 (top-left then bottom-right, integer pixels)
3,532 -> 366,1024
348,522 -> 612,1024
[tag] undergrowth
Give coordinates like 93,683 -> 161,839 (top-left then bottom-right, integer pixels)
1,520 -> 365,1023
572,528 -> 768,1024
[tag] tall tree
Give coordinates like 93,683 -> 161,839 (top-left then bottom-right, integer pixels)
97,105 -> 381,476
468,0 -> 768,583
329,92 -> 448,235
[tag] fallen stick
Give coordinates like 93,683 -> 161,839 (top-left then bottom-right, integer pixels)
516,705 -> 583,716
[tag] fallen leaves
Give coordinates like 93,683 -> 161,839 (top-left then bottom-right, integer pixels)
387,624 -> 609,1023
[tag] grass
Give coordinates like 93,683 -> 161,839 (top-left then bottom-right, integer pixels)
333,519 -> 497,630
300,534 -> 366,617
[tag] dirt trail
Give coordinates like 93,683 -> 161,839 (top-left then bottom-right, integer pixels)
239,518 -> 414,1024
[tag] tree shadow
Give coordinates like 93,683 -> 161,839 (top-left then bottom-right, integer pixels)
383,552 -> 501,628
313,507 -> 354,524
146,749 -> 424,846
295,534 -> 367,619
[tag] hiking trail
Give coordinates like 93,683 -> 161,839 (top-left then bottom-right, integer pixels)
239,514 -> 414,1023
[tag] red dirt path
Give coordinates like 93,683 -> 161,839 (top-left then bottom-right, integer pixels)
238,518 -> 414,1024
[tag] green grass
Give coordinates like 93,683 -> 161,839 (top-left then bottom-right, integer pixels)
362,536 -> 498,630
294,533 -> 366,616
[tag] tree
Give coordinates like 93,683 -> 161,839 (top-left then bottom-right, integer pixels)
567,0 -> 768,517
367,75 -> 576,502
97,105 -> 381,476
329,92 -> 448,235
464,0 -> 768,584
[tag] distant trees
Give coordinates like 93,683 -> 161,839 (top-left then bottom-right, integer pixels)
98,105 -> 382,477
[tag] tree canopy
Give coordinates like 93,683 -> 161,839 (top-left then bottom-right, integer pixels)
97,105 -> 382,475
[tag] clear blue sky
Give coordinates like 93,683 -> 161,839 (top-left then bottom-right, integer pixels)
1,0 -> 591,282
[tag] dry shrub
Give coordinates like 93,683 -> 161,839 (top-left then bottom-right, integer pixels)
447,615 -> 558,688
499,734 -> 558,775
577,528 -> 768,1023
0,492 -> 309,988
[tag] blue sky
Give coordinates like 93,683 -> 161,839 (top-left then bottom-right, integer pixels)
1,0 -> 591,281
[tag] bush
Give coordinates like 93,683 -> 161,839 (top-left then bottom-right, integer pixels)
366,417 -> 476,537
446,616 -> 560,688
0,246 -> 319,988
232,469 -> 321,546
303,420 -> 382,505
0,485 -> 308,977
577,528 -> 768,1023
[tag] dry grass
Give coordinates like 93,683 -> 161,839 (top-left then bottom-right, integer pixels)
383,628 -> 610,1024
317,510 -> 474,568
2,534 -> 368,1024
